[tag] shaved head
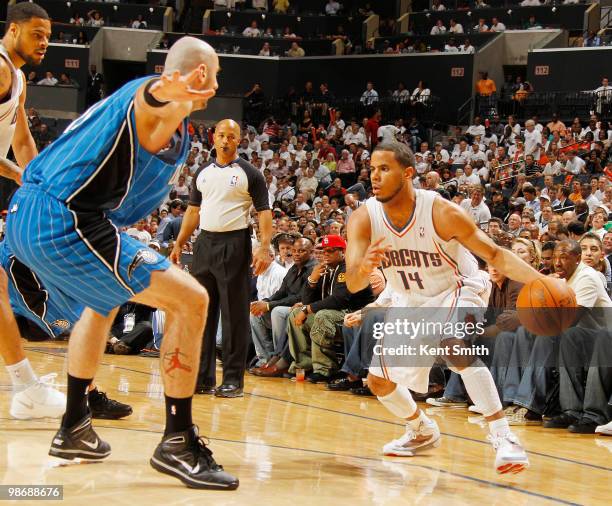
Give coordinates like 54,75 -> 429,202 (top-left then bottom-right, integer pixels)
216,119 -> 240,136
214,118 -> 241,160
164,36 -> 218,76
161,36 -> 219,112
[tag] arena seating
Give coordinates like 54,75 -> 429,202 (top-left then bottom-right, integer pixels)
208,9 -> 364,42
373,32 -> 499,52
162,31 -> 336,56
409,4 -> 592,35
16,0 -> 167,30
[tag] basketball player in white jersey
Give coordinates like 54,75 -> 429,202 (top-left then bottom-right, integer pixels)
0,3 -> 65,419
346,142 -> 544,474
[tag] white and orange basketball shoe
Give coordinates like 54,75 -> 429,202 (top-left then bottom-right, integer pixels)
382,419 -> 441,457
488,432 -> 530,474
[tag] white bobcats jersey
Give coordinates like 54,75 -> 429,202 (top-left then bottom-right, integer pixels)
0,44 -> 22,158
366,189 -> 485,306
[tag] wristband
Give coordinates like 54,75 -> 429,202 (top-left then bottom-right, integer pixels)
301,305 -> 309,315
307,276 -> 318,285
144,79 -> 169,108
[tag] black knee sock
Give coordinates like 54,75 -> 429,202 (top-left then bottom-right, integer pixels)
63,375 -> 92,428
164,396 -> 193,436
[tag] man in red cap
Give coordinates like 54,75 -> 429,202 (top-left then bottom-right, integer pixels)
286,234 -> 375,383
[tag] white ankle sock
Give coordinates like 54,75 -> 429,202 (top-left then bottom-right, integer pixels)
488,417 -> 511,438
6,359 -> 37,391
407,409 -> 431,430
378,385 -> 417,419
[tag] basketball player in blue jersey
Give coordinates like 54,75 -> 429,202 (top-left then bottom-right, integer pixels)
0,4 -> 130,422
5,37 -> 239,490
346,142 -> 545,474
0,3 -> 66,420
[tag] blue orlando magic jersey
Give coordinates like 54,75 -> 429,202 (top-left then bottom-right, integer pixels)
23,76 -> 190,226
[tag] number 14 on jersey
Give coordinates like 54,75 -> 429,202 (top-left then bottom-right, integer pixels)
397,270 -> 424,290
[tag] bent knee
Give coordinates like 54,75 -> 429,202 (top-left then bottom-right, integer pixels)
169,280 -> 209,316
367,372 -> 394,395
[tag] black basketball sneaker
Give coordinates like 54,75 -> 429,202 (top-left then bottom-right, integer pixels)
88,389 -> 133,420
150,425 -> 239,490
49,413 -> 111,460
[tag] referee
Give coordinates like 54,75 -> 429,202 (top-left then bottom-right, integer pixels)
171,119 -> 272,398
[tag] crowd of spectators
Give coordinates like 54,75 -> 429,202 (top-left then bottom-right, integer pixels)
244,80 -> 437,131
4,64 -> 611,438
26,70 -> 79,88
68,8 -> 152,30
24,64 -> 105,105
24,107 -> 59,152
118,93 -> 612,431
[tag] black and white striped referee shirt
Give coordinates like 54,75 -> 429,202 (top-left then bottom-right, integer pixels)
189,157 -> 270,232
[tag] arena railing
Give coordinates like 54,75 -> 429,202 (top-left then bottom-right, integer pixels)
475,90 -> 612,122
245,95 -> 442,127
162,32 -> 336,56
373,32 -> 499,52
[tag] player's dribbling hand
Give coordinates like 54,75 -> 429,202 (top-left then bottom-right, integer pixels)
359,237 -> 391,276
150,65 -> 216,103
252,246 -> 272,276
169,244 -> 182,266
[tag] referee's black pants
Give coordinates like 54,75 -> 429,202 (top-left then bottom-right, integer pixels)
191,228 -> 252,388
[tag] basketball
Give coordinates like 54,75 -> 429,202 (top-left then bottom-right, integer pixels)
516,277 -> 578,336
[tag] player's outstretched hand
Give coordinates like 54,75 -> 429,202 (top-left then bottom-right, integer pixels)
149,65 -> 216,103
359,237 -> 391,277
169,243 -> 182,266
252,246 -> 272,276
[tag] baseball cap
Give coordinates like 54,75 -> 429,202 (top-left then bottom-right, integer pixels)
321,234 -> 346,250
512,197 -> 527,206
539,194 -> 551,201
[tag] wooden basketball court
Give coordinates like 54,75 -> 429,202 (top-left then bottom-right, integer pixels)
0,343 -> 609,505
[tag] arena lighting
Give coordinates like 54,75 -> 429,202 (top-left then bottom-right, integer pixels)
262,14 -> 266,20
552,6 -> 557,12
66,2 -> 71,8
297,16 -> 301,22
113,5 -> 118,11
507,9 -> 512,14
425,13 -> 431,18
467,11 -> 472,16
227,11 -> 232,18
149,7 -> 154,13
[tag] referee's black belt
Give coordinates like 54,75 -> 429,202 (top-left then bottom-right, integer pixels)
199,228 -> 249,238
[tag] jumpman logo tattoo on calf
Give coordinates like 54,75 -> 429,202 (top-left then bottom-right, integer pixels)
164,348 -> 193,377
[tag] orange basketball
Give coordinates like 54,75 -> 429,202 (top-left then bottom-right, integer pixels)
516,278 -> 577,336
